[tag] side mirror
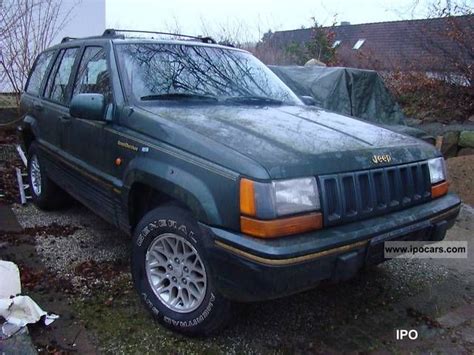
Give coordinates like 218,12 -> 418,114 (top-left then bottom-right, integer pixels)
70,94 -> 106,121
301,95 -> 316,106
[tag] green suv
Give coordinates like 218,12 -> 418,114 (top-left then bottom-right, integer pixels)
20,29 -> 461,335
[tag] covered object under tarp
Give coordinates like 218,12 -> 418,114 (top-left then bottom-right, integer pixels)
269,65 -> 433,142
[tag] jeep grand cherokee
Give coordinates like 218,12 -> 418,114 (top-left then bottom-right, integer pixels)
20,29 -> 461,336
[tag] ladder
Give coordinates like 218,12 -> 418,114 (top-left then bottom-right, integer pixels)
15,145 -> 31,205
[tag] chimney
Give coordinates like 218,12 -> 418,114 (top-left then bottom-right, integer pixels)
340,21 -> 351,26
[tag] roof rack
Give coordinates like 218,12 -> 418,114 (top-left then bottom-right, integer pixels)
102,29 -> 217,44
61,36 -> 78,43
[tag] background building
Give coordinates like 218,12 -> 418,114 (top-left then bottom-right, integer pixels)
264,15 -> 474,82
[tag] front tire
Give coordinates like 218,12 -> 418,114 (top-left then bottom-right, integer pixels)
131,205 -> 232,336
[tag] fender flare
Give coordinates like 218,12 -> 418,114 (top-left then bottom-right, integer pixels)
22,115 -> 40,148
123,157 -> 222,226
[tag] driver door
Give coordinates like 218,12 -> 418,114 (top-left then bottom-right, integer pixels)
65,45 -> 117,223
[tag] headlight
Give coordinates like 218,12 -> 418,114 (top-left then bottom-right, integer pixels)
428,157 -> 449,199
272,178 -> 320,216
428,157 -> 446,184
241,177 -> 320,219
240,177 -> 322,238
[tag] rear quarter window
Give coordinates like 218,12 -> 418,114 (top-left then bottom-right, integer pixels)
25,51 -> 56,95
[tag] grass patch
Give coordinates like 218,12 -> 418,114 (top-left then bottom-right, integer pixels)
72,277 -> 224,354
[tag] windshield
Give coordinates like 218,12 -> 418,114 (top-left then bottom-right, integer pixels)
116,43 -> 301,105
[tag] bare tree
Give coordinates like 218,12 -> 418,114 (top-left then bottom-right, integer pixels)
0,0 -> 75,105
163,14 -> 183,35
254,17 -> 338,66
0,1 -> 25,39
430,4 -> 473,86
375,1 -> 473,123
199,17 -> 255,48
157,15 -> 283,61
410,0 -> 473,85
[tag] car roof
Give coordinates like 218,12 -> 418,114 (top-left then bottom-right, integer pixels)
110,38 -> 247,52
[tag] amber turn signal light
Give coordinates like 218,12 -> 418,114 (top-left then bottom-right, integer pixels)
431,181 -> 448,198
240,178 -> 256,216
241,212 -> 323,238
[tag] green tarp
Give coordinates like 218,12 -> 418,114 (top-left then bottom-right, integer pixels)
269,65 -> 433,142
269,65 -> 406,125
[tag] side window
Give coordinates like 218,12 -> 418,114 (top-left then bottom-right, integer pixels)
45,47 -> 78,105
44,51 -> 63,97
73,47 -> 111,101
25,51 -> 55,95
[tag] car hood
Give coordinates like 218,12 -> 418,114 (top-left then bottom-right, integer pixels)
136,104 -> 438,179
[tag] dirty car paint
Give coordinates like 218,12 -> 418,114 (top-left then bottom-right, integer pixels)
135,103 -> 439,179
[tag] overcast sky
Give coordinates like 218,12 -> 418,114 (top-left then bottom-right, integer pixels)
105,0 -> 437,41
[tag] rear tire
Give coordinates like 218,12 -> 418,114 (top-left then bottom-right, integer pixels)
27,142 -> 68,210
131,205 -> 232,336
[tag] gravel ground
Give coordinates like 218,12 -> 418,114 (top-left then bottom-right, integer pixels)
12,203 -> 130,273
455,203 -> 474,229
12,203 -> 112,229
5,202 -> 473,353
447,155 -> 474,205
34,228 -> 129,273
12,203 -> 130,295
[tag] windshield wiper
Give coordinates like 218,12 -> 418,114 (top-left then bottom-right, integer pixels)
223,96 -> 283,105
140,93 -> 218,102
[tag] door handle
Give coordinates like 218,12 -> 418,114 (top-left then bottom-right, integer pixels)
60,115 -> 71,121
33,102 -> 44,111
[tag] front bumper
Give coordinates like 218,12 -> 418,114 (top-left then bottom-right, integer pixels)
199,193 -> 461,302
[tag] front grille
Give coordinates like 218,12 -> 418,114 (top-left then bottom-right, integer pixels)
319,161 -> 431,226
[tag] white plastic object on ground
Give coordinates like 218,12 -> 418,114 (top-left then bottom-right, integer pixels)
0,260 -> 59,336
0,260 -> 21,298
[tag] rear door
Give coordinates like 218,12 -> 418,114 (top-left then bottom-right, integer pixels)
41,46 -> 80,151
22,50 -> 57,147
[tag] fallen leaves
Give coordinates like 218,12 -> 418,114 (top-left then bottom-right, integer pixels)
0,223 -> 80,246
18,264 -> 74,294
74,260 -> 127,282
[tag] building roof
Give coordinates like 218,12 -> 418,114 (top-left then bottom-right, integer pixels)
266,15 -> 474,72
